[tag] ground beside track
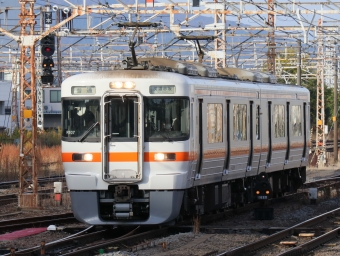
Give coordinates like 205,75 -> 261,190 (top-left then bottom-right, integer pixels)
1,166 -> 340,255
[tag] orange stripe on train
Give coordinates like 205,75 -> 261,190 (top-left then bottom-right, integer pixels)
62,152 -> 190,162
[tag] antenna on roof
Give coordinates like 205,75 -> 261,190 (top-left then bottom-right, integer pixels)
117,22 -> 159,69
177,35 -> 216,63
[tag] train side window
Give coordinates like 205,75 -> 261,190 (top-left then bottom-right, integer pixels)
144,97 -> 190,142
274,105 -> 285,138
207,103 -> 223,143
291,105 -> 302,136
256,105 -> 260,140
233,104 -> 247,141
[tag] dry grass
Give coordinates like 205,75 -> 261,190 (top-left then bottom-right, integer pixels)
0,144 -> 19,181
0,144 -> 63,181
37,145 -> 64,176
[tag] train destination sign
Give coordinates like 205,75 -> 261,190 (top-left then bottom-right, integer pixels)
71,86 -> 96,95
149,85 -> 176,94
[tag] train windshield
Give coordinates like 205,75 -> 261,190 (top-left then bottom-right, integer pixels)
144,97 -> 190,141
62,99 -> 100,141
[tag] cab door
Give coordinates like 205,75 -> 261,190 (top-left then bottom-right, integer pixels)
102,93 -> 143,182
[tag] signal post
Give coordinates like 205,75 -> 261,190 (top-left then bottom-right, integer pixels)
0,0 -> 83,208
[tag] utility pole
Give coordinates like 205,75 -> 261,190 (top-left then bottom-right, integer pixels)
297,40 -> 301,86
11,57 -> 19,133
334,59 -> 338,164
56,9 -> 62,86
267,0 -> 276,75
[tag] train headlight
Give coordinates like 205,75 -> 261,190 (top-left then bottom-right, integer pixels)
83,153 -> 93,161
255,190 -> 260,195
265,190 -> 270,195
154,153 -> 165,161
109,81 -> 136,89
110,81 -> 124,89
154,153 -> 176,161
124,81 -> 136,89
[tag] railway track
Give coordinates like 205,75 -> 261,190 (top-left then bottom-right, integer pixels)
0,187 -> 67,207
0,213 -> 75,233
0,190 -> 317,255
0,175 -> 65,189
2,225 -> 172,256
1,177 -> 340,255
311,140 -> 340,152
217,207 -> 340,256
0,194 -> 16,206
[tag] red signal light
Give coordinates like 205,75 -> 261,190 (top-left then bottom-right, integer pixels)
41,34 -> 55,57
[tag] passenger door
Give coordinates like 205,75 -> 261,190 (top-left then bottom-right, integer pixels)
102,93 -> 143,182
247,101 -> 262,176
194,98 -> 226,186
284,101 -> 305,169
224,100 -> 249,180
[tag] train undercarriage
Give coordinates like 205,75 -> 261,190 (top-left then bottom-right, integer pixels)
94,167 -> 306,223
181,167 -> 306,217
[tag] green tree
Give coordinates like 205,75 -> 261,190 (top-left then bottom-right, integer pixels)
275,48 -> 337,129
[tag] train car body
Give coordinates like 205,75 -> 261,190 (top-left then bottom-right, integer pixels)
61,58 -> 309,225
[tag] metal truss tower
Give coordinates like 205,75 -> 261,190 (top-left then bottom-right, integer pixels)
0,1 -> 82,208
214,2 -> 226,68
267,0 -> 276,74
315,19 -> 326,167
18,0 -> 39,208
324,38 -> 336,89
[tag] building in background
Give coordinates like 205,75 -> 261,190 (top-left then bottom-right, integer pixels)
42,87 -> 61,129
0,71 -> 61,131
0,80 -> 13,131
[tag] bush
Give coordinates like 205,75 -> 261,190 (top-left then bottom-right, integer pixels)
37,128 -> 62,147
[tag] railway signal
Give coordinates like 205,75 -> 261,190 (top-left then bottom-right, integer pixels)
41,34 -> 55,56
41,34 -> 55,84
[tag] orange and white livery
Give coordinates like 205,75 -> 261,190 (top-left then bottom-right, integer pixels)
61,58 -> 310,225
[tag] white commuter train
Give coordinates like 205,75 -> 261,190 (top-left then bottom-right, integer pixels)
61,57 -> 310,225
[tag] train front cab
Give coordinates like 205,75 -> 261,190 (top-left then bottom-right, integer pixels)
62,85 -> 191,225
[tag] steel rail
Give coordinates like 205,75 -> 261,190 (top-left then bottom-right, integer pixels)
0,194 -> 17,206
277,227 -> 340,256
217,207 -> 340,256
1,225 -> 98,256
0,175 -> 65,188
61,227 -> 169,256
0,213 -> 75,233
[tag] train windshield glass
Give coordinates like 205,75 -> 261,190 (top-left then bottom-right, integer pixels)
62,99 -> 100,141
144,97 -> 190,141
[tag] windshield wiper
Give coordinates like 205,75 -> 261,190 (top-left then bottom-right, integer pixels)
78,122 -> 99,142
161,132 -> 173,142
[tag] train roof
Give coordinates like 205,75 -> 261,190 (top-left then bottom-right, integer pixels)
138,57 -> 278,84
62,57 -> 308,93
